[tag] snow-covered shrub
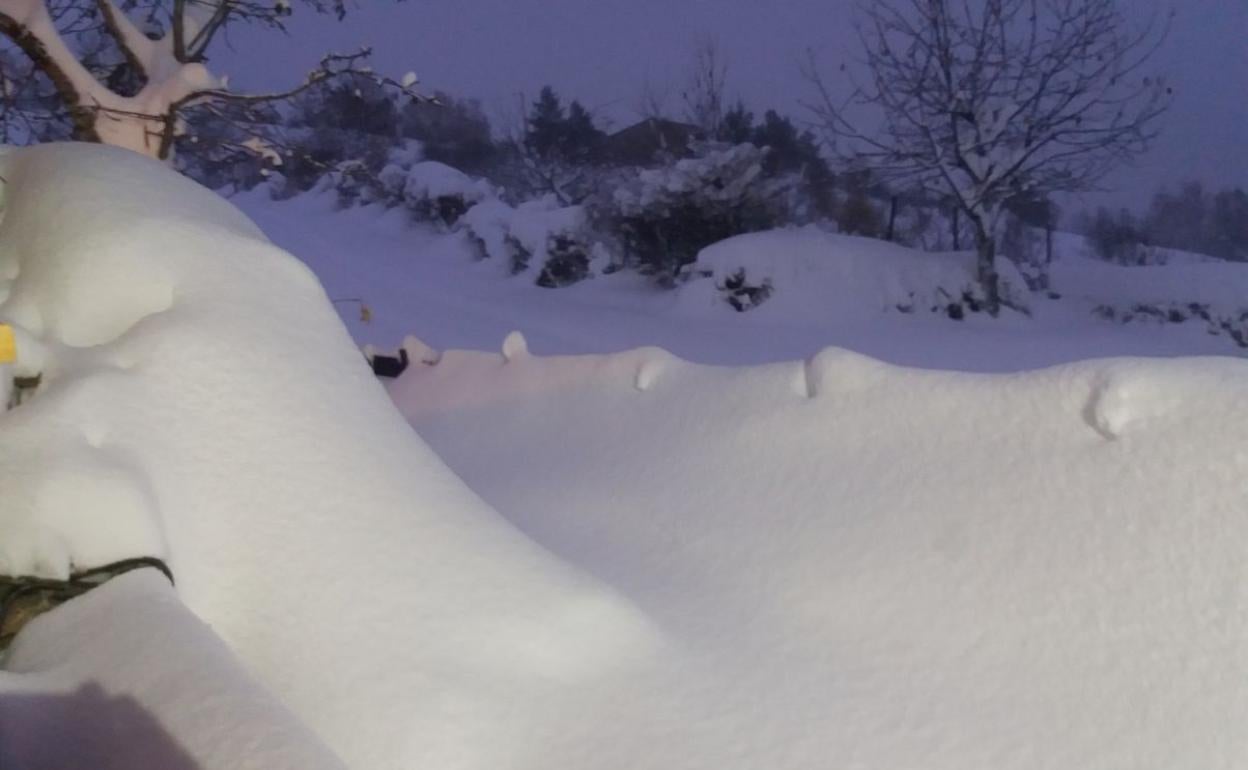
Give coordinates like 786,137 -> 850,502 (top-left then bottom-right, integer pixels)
461,196 -> 598,286
605,143 -> 793,284
372,140 -> 424,204
400,161 -> 493,227
462,199 -> 520,263
717,268 -> 774,311
511,200 -> 595,286
1093,303 -> 1248,349
536,233 -> 593,288
372,143 -> 494,227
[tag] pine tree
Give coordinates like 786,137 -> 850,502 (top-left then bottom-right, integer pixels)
718,101 -> 755,144
525,86 -> 567,160
564,101 -> 605,162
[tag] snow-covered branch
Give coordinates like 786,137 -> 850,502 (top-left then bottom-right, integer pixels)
0,0 -> 412,160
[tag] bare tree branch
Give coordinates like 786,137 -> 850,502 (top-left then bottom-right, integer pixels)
805,0 -> 1172,312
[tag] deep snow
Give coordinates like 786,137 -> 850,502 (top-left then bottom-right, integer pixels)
1,145 -> 1246,770
391,339 -> 1248,769
0,144 -> 658,770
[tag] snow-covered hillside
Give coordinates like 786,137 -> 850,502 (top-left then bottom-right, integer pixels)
236,188 -> 1245,371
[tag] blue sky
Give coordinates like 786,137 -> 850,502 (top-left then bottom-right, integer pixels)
221,0 -> 1247,214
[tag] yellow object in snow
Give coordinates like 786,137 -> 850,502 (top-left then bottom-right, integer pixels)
0,324 -> 14,364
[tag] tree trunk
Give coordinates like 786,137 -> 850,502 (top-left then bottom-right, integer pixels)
951,205 -> 960,250
886,195 -> 898,241
1041,223 -> 1054,291
973,226 -> 1001,315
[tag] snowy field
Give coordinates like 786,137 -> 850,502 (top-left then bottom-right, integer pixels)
236,187 -> 1244,372
2,145 -> 1247,770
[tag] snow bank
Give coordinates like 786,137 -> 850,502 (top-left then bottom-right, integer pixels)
391,337 -> 1248,769
0,143 -> 656,769
682,225 -> 1028,318
1,571 -> 346,770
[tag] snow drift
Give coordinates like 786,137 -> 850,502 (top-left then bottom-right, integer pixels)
681,225 -> 1030,318
3,142 -> 1245,770
0,143 -> 657,769
391,334 -> 1248,769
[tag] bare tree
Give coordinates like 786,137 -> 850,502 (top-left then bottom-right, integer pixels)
681,35 -> 727,136
636,76 -> 671,121
807,0 -> 1171,312
0,0 -> 421,160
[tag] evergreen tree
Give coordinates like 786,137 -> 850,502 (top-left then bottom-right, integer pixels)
718,101 -> 755,144
749,110 -> 835,219
564,100 -> 606,162
525,86 -> 568,160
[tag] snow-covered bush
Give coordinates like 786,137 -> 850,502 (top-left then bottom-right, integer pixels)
399,161 -> 494,227
1093,303 -> 1248,349
717,268 -> 774,311
605,143 -> 793,284
359,142 -> 495,227
462,199 -> 520,264
461,196 -> 599,287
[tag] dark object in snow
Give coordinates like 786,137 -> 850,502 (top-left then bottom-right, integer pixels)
946,303 -> 965,321
369,348 -> 409,378
7,372 -> 41,410
718,268 -> 773,312
0,556 -> 174,652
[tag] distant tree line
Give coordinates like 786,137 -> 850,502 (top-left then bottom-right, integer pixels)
1078,182 -> 1248,264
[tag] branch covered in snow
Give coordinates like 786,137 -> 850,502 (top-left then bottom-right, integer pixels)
0,0 -> 418,159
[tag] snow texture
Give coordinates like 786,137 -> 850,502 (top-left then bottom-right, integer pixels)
392,337 -> 1248,770
5,144 -> 1244,770
0,143 -> 656,770
1,570 -> 346,770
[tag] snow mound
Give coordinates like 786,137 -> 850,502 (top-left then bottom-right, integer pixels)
399,160 -> 494,205
392,336 -> 1248,769
0,143 -> 657,769
682,225 -> 1028,319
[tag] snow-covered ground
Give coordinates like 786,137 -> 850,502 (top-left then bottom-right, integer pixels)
236,188 -> 1245,372
389,340 -> 1248,769
2,146 -> 1246,769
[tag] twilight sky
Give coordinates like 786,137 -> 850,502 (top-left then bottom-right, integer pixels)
222,0 -> 1247,214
